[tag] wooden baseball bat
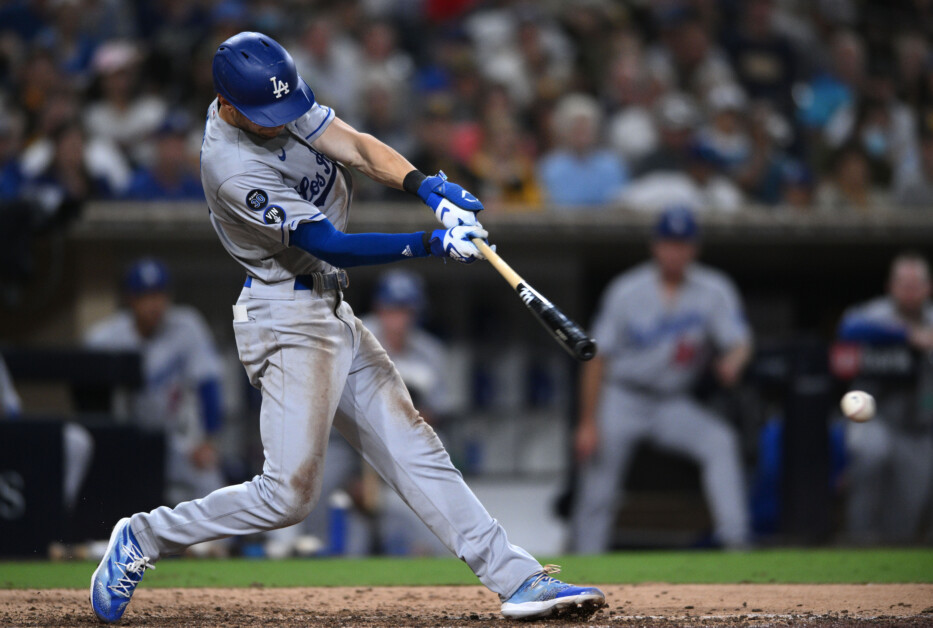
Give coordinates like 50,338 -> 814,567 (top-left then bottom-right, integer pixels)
471,238 -> 597,361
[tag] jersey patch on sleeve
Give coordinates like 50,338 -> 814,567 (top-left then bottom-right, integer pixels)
246,189 -> 269,211
263,205 -> 286,224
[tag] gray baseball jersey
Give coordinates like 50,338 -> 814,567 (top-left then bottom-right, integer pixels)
126,100 -> 540,597
592,261 -> 750,394
201,98 -> 350,283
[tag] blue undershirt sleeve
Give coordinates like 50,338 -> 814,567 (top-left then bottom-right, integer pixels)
197,379 -> 223,435
290,218 -> 430,268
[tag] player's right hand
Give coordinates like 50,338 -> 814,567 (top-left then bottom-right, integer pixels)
429,226 -> 489,264
418,171 -> 485,229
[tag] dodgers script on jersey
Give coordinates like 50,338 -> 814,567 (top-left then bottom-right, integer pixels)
201,98 -> 350,283
592,262 -> 750,394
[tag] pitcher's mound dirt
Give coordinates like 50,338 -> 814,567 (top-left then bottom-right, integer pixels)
2,584 -> 931,626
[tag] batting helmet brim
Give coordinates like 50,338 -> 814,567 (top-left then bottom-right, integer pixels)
227,76 -> 315,128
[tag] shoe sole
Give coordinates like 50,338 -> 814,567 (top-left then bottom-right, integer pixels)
501,593 -> 606,620
89,517 -> 131,623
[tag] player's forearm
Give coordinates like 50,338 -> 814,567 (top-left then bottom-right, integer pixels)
349,132 -> 416,189
291,219 -> 430,267
723,341 -> 753,373
578,355 -> 605,426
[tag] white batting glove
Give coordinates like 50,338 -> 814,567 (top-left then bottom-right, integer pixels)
428,226 -> 490,264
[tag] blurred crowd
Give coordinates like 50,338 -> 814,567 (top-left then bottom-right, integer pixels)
2,0 -> 933,221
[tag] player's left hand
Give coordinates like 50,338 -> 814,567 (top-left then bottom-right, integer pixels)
189,441 -> 218,470
714,354 -> 744,387
418,171 -> 485,229
429,226 -> 491,264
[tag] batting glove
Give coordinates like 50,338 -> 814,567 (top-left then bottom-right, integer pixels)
429,226 -> 490,264
417,171 -> 485,229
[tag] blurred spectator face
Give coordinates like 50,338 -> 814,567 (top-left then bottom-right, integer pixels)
155,132 -> 189,179
657,95 -> 699,151
744,0 -> 775,36
652,240 -> 697,281
567,113 -> 598,153
831,32 -> 864,86
835,148 -> 870,191
671,21 -> 710,69
362,81 -> 396,128
102,67 -> 134,102
419,110 -> 455,156
302,17 -> 334,59
889,259 -> 931,318
553,94 -> 602,153
55,124 -> 85,173
362,22 -> 396,61
129,291 -> 170,338
896,34 -> 928,85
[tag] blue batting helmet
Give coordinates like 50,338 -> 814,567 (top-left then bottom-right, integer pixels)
212,32 -> 315,127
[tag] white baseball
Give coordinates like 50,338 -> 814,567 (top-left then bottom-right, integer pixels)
840,390 -> 875,422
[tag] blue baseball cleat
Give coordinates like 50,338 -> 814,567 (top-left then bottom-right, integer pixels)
500,564 -> 606,619
90,518 -> 155,623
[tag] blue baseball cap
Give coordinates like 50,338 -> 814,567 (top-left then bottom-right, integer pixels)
123,258 -> 170,295
654,206 -> 699,241
374,270 -> 425,311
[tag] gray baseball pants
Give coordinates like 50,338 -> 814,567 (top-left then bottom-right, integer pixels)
130,279 -> 540,596
845,417 -> 933,544
572,385 -> 749,553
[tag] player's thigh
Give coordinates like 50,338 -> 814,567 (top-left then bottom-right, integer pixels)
845,417 -> 894,470
252,298 -> 356,479
333,322 -> 437,457
652,397 -> 738,461
596,385 -> 652,450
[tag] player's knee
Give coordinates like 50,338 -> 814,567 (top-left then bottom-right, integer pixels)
705,422 -> 740,458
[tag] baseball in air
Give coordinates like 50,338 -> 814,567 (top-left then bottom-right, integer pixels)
841,391 -> 876,422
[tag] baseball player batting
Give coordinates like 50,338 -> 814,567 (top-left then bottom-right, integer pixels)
89,32 -> 604,623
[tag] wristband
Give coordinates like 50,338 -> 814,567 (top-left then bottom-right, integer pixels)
403,169 -> 427,196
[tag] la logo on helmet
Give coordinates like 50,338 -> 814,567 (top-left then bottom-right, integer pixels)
270,76 -> 289,99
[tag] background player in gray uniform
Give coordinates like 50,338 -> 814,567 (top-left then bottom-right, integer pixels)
572,207 -> 752,553
836,252 -> 933,544
91,32 -> 603,623
85,258 -> 226,506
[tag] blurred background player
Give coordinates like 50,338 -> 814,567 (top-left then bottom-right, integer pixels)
572,207 -> 752,552
836,252 -> 933,544
84,258 -> 225,507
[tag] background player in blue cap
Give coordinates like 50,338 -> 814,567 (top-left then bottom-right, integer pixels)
84,258 -> 226,508
90,32 -> 604,623
572,206 -> 753,552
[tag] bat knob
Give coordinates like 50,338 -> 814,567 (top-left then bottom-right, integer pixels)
575,339 -> 597,362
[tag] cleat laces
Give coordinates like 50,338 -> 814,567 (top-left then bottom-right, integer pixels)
528,564 -> 564,589
108,542 -> 155,598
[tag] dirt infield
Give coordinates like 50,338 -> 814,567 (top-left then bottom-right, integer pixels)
2,584 -> 931,627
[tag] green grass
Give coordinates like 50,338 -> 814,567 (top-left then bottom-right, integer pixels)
2,549 -> 931,590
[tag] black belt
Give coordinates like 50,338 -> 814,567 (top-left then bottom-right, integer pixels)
244,270 -> 349,292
